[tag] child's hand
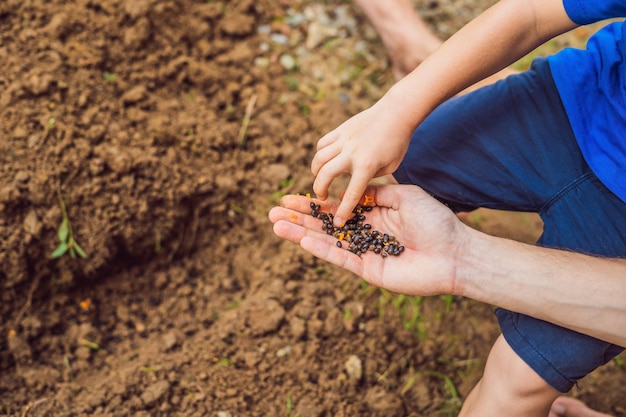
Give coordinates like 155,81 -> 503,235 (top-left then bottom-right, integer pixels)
268,184 -> 465,297
311,103 -> 414,226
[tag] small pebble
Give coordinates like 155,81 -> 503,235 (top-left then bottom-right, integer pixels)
276,345 -> 292,358
345,355 -> 363,381
279,54 -> 297,71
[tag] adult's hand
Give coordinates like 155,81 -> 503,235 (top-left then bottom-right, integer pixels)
268,184 -> 466,296
270,184 -> 626,347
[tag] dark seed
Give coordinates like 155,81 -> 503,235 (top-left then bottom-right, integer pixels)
309,204 -> 403,258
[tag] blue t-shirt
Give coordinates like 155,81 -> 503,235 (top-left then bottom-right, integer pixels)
547,0 -> 626,202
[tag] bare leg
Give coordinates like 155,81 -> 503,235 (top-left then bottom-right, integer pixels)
549,397 -> 614,417
355,0 -> 517,85
354,0 -> 441,79
459,334 -> 560,417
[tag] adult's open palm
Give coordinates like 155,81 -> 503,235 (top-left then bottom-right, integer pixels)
268,184 -> 465,297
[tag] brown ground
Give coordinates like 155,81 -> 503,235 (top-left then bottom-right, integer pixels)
1,1 -> 624,416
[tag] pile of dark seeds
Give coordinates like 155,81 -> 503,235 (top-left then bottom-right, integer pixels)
309,202 -> 405,258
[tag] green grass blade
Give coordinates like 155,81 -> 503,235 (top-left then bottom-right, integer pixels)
58,217 -> 69,242
51,242 -> 68,258
73,242 -> 87,259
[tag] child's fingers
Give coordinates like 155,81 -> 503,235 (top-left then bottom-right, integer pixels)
333,171 -> 372,226
316,130 -> 339,151
312,156 -> 349,202
311,142 -> 341,177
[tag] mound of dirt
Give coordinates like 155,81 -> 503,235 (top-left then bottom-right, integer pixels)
1,1 -> 623,416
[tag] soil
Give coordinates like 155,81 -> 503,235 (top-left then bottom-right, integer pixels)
1,1 -> 624,416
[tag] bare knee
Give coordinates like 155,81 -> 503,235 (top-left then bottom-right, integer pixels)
487,335 -> 558,398
460,335 -> 560,417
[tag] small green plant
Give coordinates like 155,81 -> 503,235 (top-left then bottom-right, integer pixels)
214,357 -> 232,366
297,102 -> 311,116
269,177 -> 294,203
377,289 -> 424,334
63,355 -> 74,381
185,89 -> 196,102
79,338 -> 100,350
229,202 -> 245,215
285,76 -> 300,90
425,371 -> 462,416
51,188 -> 87,259
42,116 -> 57,142
103,72 -> 118,81
440,294 -> 455,313
286,393 -> 293,415
226,298 -> 241,310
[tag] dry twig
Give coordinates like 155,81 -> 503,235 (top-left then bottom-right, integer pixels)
238,93 -> 258,148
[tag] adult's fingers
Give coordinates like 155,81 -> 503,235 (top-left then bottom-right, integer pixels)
272,218 -> 333,246
269,205 -> 335,232
275,194 -> 339,215
300,235 -> 366,277
272,213 -> 365,270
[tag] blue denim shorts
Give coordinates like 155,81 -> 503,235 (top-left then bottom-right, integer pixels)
394,58 -> 626,393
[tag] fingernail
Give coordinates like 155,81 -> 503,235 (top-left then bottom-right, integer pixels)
551,403 -> 566,416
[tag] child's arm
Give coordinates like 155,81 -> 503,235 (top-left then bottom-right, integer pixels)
312,0 -> 578,226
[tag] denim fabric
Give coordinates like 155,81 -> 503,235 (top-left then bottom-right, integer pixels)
394,58 -> 626,392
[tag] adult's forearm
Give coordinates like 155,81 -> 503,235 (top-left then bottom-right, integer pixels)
458,227 -> 626,347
